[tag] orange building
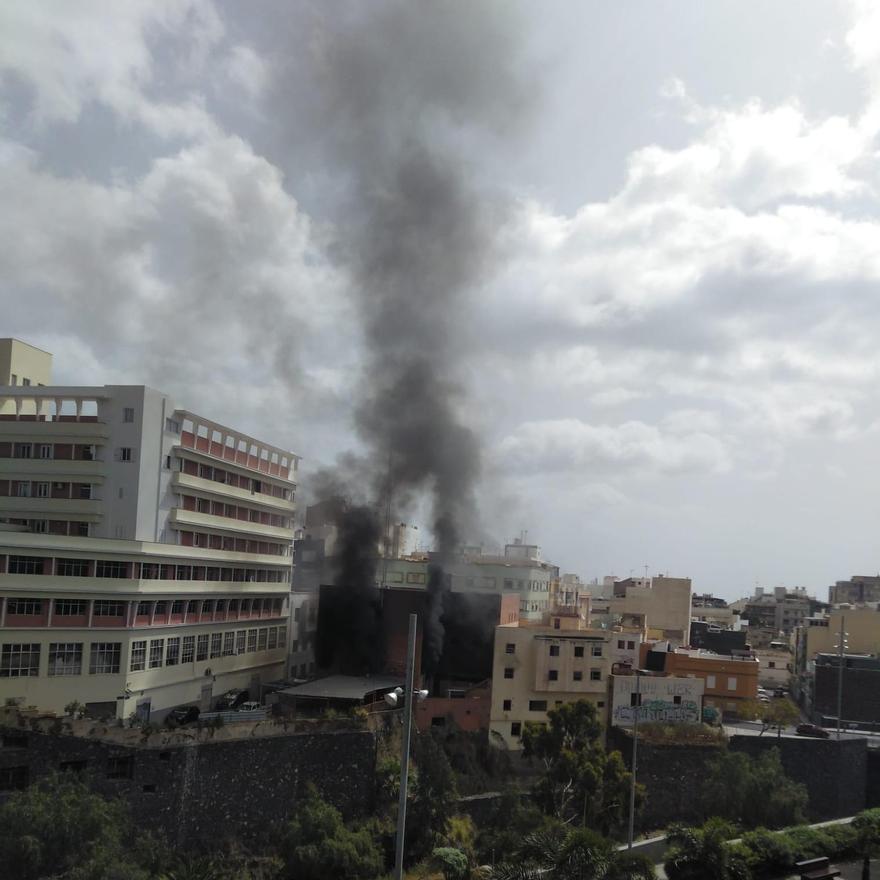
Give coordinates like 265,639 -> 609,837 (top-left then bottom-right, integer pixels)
640,641 -> 758,717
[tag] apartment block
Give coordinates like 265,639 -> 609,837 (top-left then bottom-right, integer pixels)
828,576 -> 880,606
0,343 -> 298,719
489,611 -> 612,750
592,575 -> 692,644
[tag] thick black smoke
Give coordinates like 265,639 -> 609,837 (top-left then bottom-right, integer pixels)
306,2 -> 532,673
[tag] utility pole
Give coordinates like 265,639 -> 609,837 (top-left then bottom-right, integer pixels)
627,670 -> 641,849
393,613 -> 417,880
836,615 -> 847,742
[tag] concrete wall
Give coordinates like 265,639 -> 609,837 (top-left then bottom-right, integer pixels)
0,722 -> 377,846
729,735 -> 867,821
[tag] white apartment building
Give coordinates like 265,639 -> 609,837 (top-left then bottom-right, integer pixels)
0,341 -> 298,719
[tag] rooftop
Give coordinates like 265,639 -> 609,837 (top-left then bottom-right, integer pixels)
279,674 -> 404,702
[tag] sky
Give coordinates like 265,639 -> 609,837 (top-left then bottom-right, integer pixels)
2,1 -> 880,600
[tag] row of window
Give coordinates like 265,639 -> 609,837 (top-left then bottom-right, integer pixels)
5,596 -> 286,619
4,481 -> 92,499
504,699 -> 607,736
0,626 -> 288,678
181,495 -> 291,529
501,666 -> 603,682
503,642 -> 604,658
180,459 -> 292,501
130,625 -> 287,670
3,443 -> 95,460
3,520 -> 91,537
4,555 -> 290,582
0,642 -> 121,677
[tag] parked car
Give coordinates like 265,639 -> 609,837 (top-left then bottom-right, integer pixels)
773,688 -> 787,698
237,701 -> 262,712
796,723 -> 830,739
214,689 -> 249,711
167,705 -> 200,725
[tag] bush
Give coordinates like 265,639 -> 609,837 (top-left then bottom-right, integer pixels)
432,846 -> 469,880
738,828 -> 794,876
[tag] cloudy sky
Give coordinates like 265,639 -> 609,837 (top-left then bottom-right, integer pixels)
2,1 -> 880,600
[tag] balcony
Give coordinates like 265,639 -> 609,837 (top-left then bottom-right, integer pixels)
0,496 -> 103,521
171,472 -> 294,513
0,420 -> 110,443
168,508 -> 294,542
0,458 -> 105,480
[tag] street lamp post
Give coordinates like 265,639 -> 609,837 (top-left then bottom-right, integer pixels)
835,616 -> 848,741
627,669 -> 641,849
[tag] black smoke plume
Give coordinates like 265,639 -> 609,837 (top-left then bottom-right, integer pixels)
306,2 -> 532,674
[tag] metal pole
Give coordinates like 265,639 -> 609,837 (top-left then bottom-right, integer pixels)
393,613 -> 418,880
627,670 -> 640,849
837,615 -> 845,741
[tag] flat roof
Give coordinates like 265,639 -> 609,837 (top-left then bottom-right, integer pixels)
279,674 -> 404,701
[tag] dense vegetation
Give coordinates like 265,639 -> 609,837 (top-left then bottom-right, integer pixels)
0,699 -> 869,880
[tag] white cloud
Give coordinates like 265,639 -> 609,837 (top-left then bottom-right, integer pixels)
497,418 -> 731,476
226,45 -> 269,99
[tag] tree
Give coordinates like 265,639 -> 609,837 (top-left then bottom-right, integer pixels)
664,819 -> 750,880
491,826 -> 654,880
278,785 -> 383,880
432,847 -> 470,880
853,808 -> 880,880
700,748 -> 807,829
522,700 -> 641,835
740,699 -> 800,738
407,731 -> 460,859
0,772 -> 148,880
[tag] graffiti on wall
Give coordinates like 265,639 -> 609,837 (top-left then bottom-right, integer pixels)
612,699 -> 700,724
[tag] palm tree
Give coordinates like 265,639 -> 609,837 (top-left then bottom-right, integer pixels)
664,819 -> 749,880
491,827 -> 653,880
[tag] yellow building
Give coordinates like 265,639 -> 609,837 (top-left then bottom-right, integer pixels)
0,339 -> 52,416
489,611 -> 612,750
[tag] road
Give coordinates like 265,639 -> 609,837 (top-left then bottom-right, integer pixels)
724,719 -> 880,745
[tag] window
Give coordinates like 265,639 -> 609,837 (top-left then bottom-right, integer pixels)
247,630 -> 258,652
8,556 -> 43,575
673,695 -> 682,705
511,722 -> 522,737
590,670 -> 602,681
55,599 -> 86,616
268,628 -> 278,650
48,643 -> 82,676
574,646 -> 584,658
7,599 -> 42,615
57,558 -> 89,577
154,602 -> 167,616
627,641 -> 636,650
591,645 -> 603,657
95,560 -> 126,578
278,626 -> 287,649
768,661 -> 776,669
0,766 -> 29,791
1,644 -> 40,677
257,628 -> 268,651
130,641 -> 146,671
74,522 -> 89,537
123,407 -> 135,423
503,667 -> 514,679
15,481 -> 31,497
630,693 -> 641,707
548,669 -> 558,681
553,618 -> 560,630
210,633 -> 222,658
549,645 -> 560,657
21,378 -> 31,386
166,637 -> 180,666
119,447 -> 132,462
617,639 -> 625,649
39,444 -> 53,460
36,482 -> 50,498
30,519 -> 48,534
196,634 -> 209,662
706,675 -> 716,689
107,756 -> 134,779
148,639 -> 164,669
236,630 -> 246,655
223,632 -> 235,656
181,636 -> 195,664
93,601 -> 125,617
504,578 -> 514,590
165,418 -> 180,434
14,443 -> 32,459
90,643 -> 121,674
529,700 -> 548,712
187,600 -> 199,614
573,670 -> 583,682
171,600 -> 184,615
502,699 -> 512,711
727,677 -> 737,691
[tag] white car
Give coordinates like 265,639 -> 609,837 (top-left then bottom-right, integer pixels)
237,701 -> 262,712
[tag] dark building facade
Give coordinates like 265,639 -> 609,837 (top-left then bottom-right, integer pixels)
813,653 -> 880,727
689,621 -> 750,656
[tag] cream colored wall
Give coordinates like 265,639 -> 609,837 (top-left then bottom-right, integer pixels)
489,623 -> 611,750
608,577 -> 692,643
757,649 -> 791,687
0,340 -> 53,415
804,607 -> 880,657
0,626 -> 287,716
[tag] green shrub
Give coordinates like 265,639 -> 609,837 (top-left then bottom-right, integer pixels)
738,828 -> 794,876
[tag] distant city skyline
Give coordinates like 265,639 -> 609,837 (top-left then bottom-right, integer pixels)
3,2 -> 880,599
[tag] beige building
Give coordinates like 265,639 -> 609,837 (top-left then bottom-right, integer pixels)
795,606 -> 880,667
489,611 -> 612,750
1,345 -> 297,719
757,642 -> 792,688
0,339 -> 52,415
592,575 -> 692,644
